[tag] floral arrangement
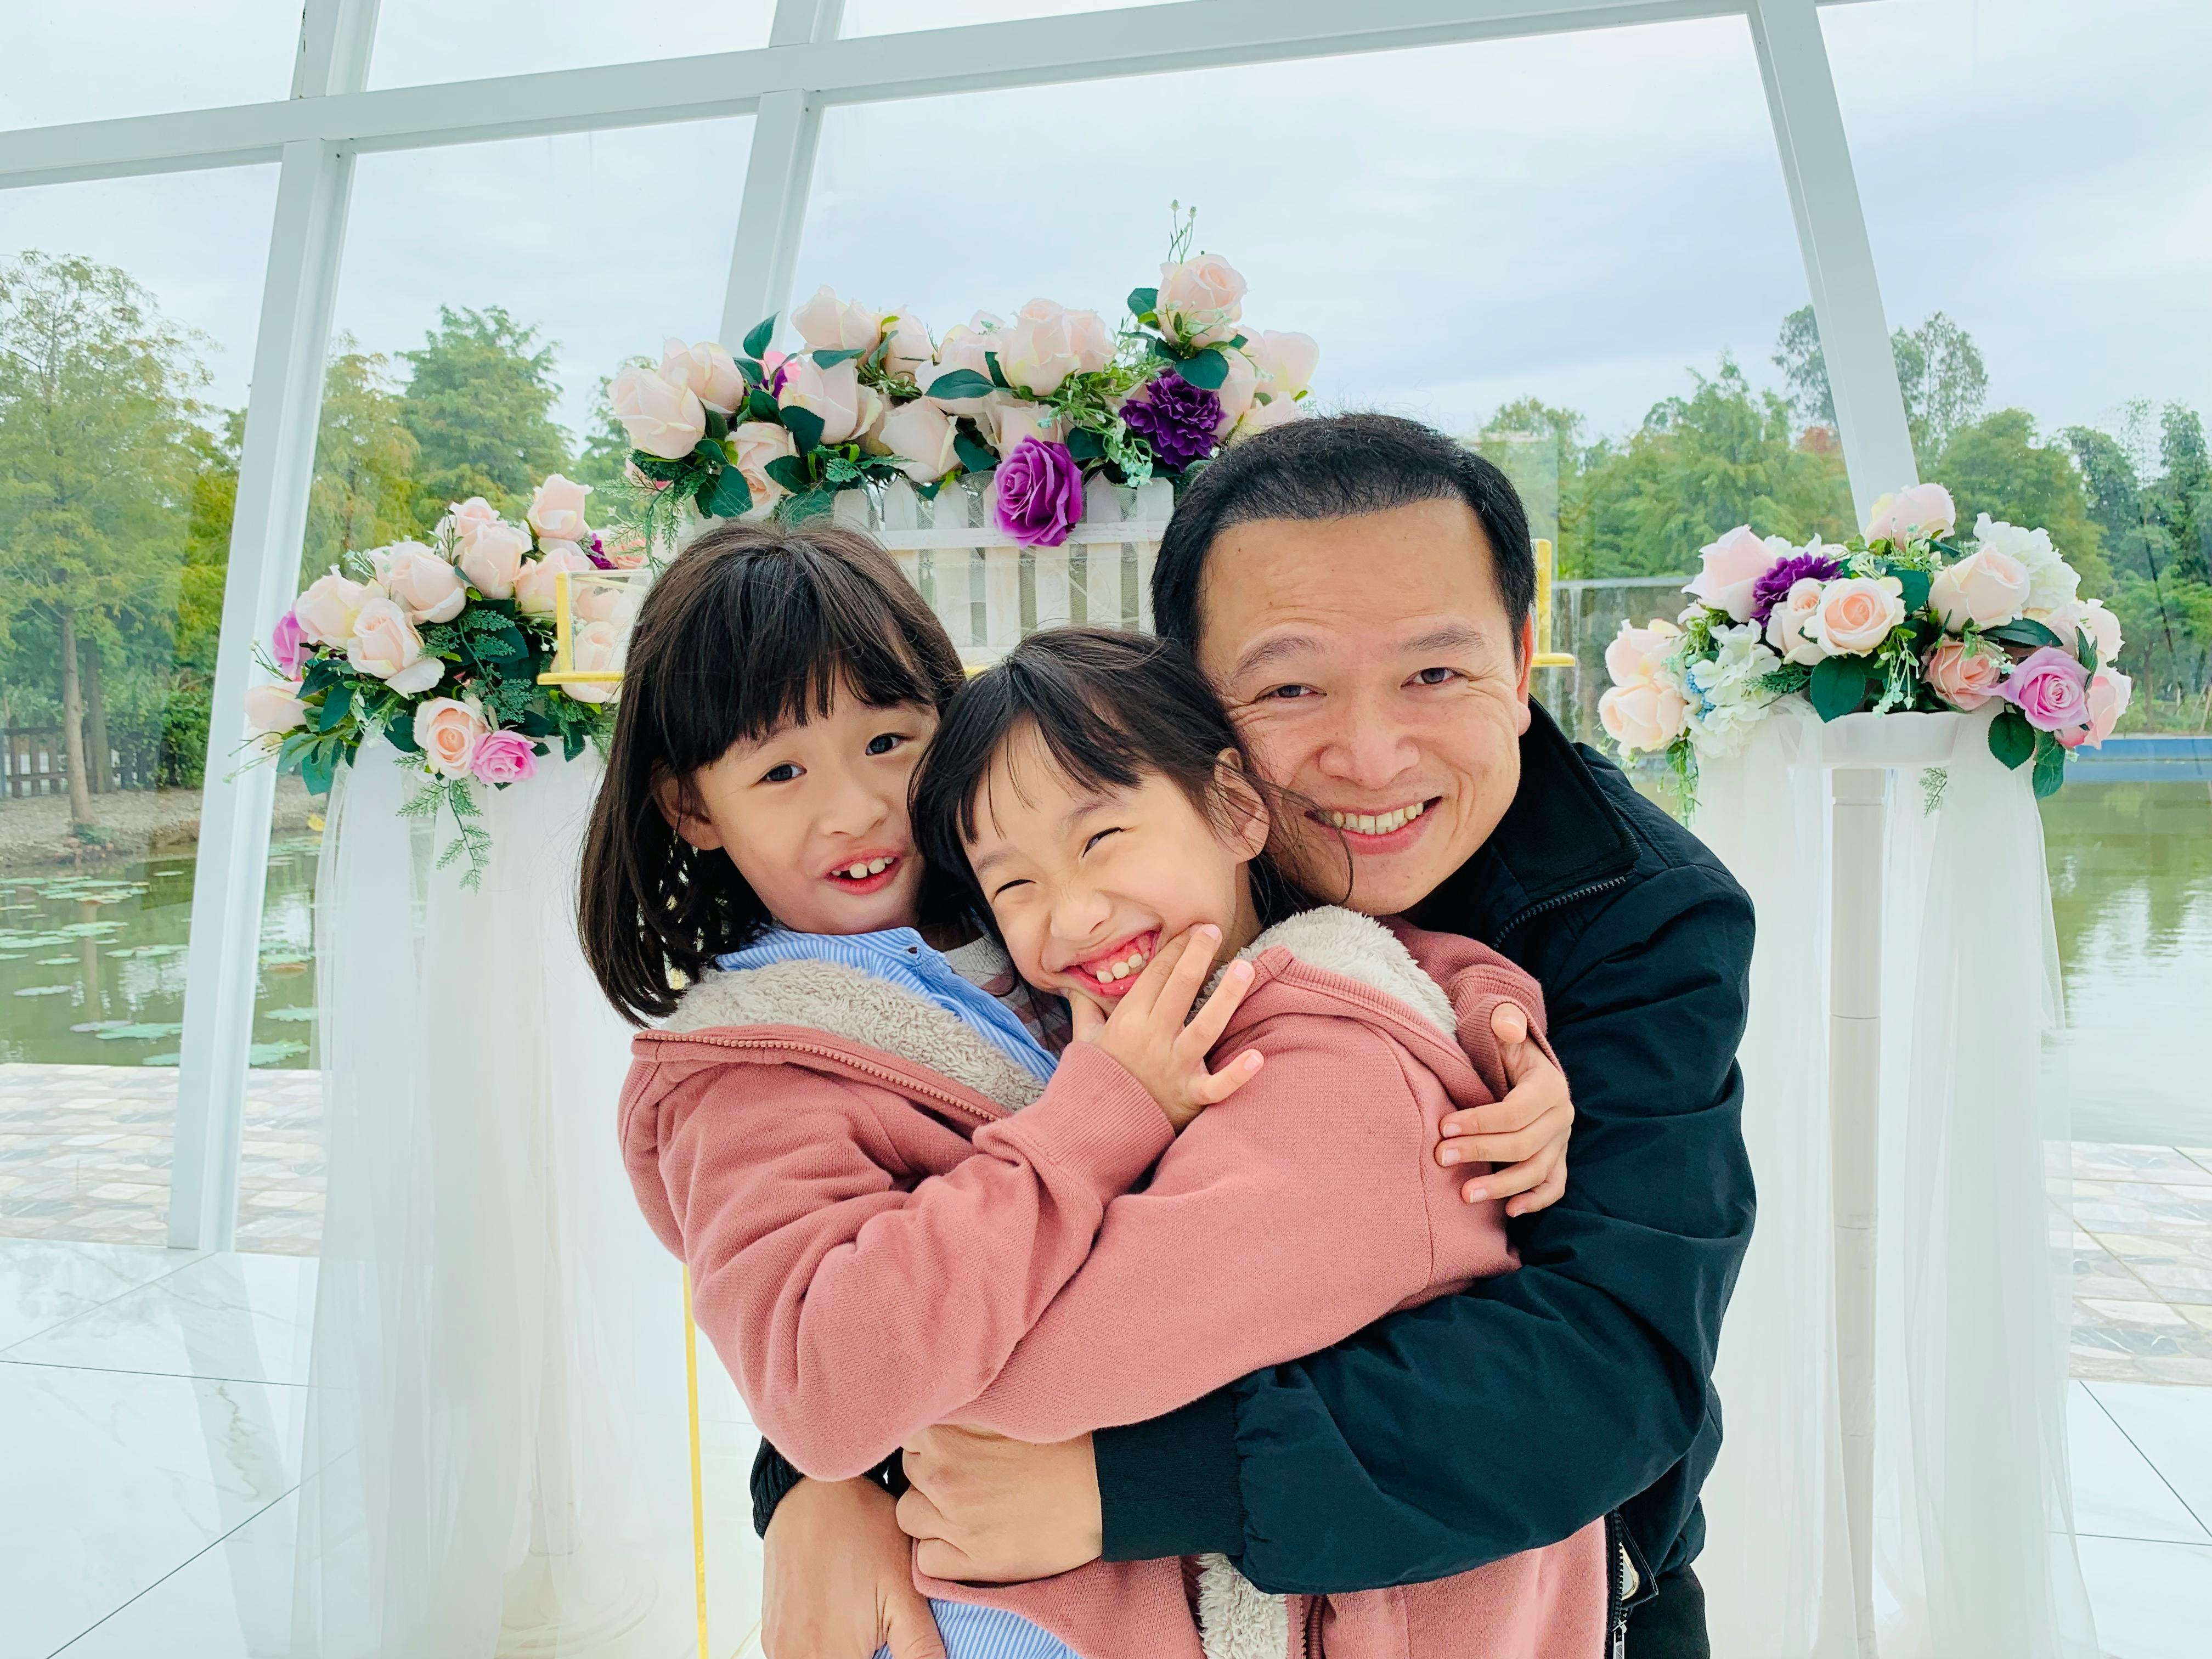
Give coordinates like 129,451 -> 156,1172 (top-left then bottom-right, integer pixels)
605,213 -> 1316,549
1600,482 -> 2132,800
245,475 -> 645,885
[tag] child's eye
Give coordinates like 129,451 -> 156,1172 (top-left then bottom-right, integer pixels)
990,878 -> 1032,901
759,762 -> 802,784
865,733 -> 907,757
1411,667 -> 1460,687
1082,828 -> 1121,855
1259,683 -> 1317,702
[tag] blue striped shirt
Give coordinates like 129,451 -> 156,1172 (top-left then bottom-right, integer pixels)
717,927 -> 1077,1659
716,926 -> 1057,1083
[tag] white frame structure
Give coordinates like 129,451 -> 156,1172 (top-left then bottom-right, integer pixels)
0,0 -> 1911,1240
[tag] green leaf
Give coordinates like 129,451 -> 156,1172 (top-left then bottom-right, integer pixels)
691,437 -> 724,465
810,347 -> 864,368
1809,656 -> 1876,721
926,368 -> 996,400
275,730 -> 312,771
952,431 -> 997,476
735,356 -> 764,385
1177,347 -> 1229,391
780,404 -> 825,454
747,388 -> 780,422
300,741 -> 337,798
695,474 -> 719,513
1987,707 -> 2035,770
1126,286 -> 1158,318
742,315 -> 775,360
1065,427 -> 1105,464
704,464 -> 754,518
984,351 -> 1009,390
1984,617 -> 2064,652
1894,568 -> 1932,616
763,455 -> 811,493
383,714 -> 420,754
703,407 -> 729,443
2074,627 -> 2098,672
2030,729 -> 2068,797
1226,333 -> 1248,350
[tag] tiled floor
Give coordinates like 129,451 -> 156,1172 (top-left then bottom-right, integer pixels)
2063,1143 -> 2212,1386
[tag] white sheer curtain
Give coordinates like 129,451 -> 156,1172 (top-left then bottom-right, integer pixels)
1696,704 -> 2095,1658
291,740 -> 697,1659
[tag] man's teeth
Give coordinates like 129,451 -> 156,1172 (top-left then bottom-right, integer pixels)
840,857 -> 893,879
1093,945 -> 1152,983
1322,802 -> 1430,836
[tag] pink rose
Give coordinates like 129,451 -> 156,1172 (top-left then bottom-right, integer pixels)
930,319 -> 1000,413
459,520 -> 531,600
1599,681 -> 1689,755
729,420 -> 798,515
270,607 -> 308,676
414,695 -> 489,779
1156,255 -> 1248,347
560,619 -> 624,705
599,527 -> 650,568
1994,646 -> 2091,734
882,312 -> 934,382
2074,667 -> 2131,748
469,729 -> 539,786
294,570 -> 373,647
1923,636 -> 2004,711
1764,577 -> 1829,665
985,396 -> 1066,456
527,473 -> 594,544
1805,575 -> 1905,656
1929,548 -> 2030,631
244,680 -> 308,735
657,340 -> 745,414
2032,597 -> 2123,666
610,364 -> 707,460
1684,526 -> 1788,623
1244,330 -> 1319,402
1212,347 -> 1257,435
1863,482 -> 1957,544
380,542 -> 466,624
994,300 -> 1113,397
514,545 -> 600,618
346,596 -> 443,694
874,398 -> 960,483
1603,617 -> 1682,689
780,356 -> 881,445
791,286 -> 884,352
442,496 -> 500,535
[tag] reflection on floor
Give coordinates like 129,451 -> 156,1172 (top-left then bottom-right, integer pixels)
2,1229 -> 2205,1658
2062,1143 -> 2212,1386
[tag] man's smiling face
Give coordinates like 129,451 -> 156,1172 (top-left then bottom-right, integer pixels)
1194,496 -> 1535,917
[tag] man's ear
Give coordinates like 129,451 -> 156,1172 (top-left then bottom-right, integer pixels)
1513,612 -> 1537,733
1212,748 -> 1272,861
654,766 -> 725,851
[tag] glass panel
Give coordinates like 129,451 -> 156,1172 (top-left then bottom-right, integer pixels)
369,0 -> 772,88
841,0 -> 1176,35
794,15 -> 1833,721
2,1 -> 300,128
0,166 -> 281,1247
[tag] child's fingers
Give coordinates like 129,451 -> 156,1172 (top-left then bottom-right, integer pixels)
1124,924 -> 1219,1024
1191,1048 -> 1265,1106
1068,991 -> 1109,1044
1178,957 -> 1255,1058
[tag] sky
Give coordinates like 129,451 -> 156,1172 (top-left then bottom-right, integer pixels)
2,0 -> 2207,464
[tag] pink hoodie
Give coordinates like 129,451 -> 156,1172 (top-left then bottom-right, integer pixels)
621,909 -> 1607,1658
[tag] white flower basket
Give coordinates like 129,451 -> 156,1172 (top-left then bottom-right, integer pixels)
832,474 -> 1176,668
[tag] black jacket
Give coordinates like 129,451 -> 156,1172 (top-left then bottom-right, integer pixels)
751,703 -> 1756,1594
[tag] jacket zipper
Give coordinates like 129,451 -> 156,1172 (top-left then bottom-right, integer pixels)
1604,1509 -> 1633,1659
1488,873 -> 1634,951
640,1031 -> 1005,1126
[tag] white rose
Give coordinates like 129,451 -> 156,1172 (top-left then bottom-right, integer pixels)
1805,575 -> 1906,656
560,619 -> 624,705
790,286 -> 884,352
294,570 -> 373,647
874,398 -> 960,483
1763,577 -> 1829,665
514,545 -> 601,618
1928,548 -> 2032,631
882,312 -> 934,382
657,339 -> 746,414
1155,255 -> 1248,347
1244,330 -> 1319,402
346,596 -> 444,693
610,365 -> 707,460
458,520 -> 532,601
1598,680 -> 1689,754
1863,482 -> 1957,543
994,299 -> 1112,397
244,680 -> 308,735
729,421 -> 799,517
930,318 -> 1001,413
780,356 -> 881,446
1212,347 -> 1257,436
381,542 -> 466,625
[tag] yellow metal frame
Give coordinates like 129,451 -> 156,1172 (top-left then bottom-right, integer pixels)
537,568 -> 634,686
684,1266 -> 710,1659
1532,538 -> 1575,670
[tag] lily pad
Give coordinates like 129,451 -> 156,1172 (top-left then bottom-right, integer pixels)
71,1020 -> 132,1033
142,1052 -> 182,1066
247,1041 -> 308,1065
263,1006 -> 318,1023
36,956 -> 76,966
14,985 -> 75,997
98,1022 -> 185,1041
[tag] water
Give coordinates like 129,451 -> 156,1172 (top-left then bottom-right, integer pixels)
0,836 -> 321,1069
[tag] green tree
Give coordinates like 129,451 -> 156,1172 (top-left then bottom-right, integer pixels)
398,306 -> 569,529
1773,306 -> 1989,460
0,252 -> 208,823
304,339 -> 419,585
2064,404 -> 2212,703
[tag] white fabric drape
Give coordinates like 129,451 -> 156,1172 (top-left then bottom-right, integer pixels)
1697,704 -> 2096,1658
292,741 -> 696,1659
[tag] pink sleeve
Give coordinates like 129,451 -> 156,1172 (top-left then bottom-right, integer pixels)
644,1043 -> 1173,1479
957,1011 -> 1506,1442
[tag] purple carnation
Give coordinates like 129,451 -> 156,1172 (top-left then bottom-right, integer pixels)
992,437 -> 1085,549
1121,371 -> 1223,472
1750,551 -> 1843,624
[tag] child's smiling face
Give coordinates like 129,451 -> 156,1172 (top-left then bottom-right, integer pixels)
965,720 -> 1268,1011
660,681 -> 937,937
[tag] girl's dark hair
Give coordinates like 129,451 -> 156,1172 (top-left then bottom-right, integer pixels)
911,627 -> 1328,925
579,519 -> 965,1024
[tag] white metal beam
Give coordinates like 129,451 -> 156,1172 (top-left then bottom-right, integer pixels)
719,1 -> 843,345
1748,0 -> 1916,521
166,1 -> 377,1251
0,0 -> 1877,191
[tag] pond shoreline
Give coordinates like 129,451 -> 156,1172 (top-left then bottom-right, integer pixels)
0,778 -> 318,873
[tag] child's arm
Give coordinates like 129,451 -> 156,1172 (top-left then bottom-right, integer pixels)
630,1042 -> 1173,1481
954,998 -> 1532,1443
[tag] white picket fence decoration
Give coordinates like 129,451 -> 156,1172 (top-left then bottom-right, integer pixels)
832,475 -> 1176,668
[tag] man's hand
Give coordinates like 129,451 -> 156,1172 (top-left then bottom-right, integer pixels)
762,1475 -> 944,1659
895,1425 -> 1103,1583
1437,1001 -> 1572,1216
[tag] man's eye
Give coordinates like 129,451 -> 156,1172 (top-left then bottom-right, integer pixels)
1412,667 -> 1460,687
866,733 -> 907,756
1082,828 -> 1122,855
760,763 -> 802,783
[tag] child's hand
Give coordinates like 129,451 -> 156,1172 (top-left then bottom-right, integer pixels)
1070,924 -> 1264,1131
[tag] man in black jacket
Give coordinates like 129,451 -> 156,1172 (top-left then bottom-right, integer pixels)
754,414 -> 1755,1657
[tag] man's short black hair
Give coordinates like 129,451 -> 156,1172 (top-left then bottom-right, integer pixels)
1150,412 -> 1536,657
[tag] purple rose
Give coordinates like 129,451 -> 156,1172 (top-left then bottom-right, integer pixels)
1993,646 -> 2090,733
992,437 -> 1085,549
1122,371 -> 1223,472
270,607 -> 308,678
1749,551 -> 1842,624
469,729 -> 540,787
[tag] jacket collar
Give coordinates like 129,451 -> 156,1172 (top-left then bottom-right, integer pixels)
1412,699 -> 1641,947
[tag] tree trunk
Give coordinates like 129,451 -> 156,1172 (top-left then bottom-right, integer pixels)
83,635 -> 110,795
58,606 -> 95,831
